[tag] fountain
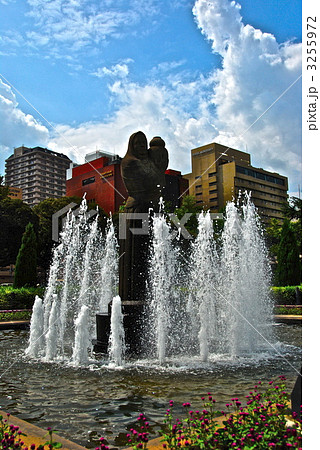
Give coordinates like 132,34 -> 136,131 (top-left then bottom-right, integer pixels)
25,131 -> 274,367
25,194 -> 273,366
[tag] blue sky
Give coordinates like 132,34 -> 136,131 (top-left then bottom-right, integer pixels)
0,0 -> 302,195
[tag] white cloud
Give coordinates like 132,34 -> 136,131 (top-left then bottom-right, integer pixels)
192,0 -> 302,192
48,0 -> 302,194
23,0 -> 159,54
48,79 -> 217,173
0,0 -> 302,195
92,61 -> 132,79
0,79 -> 49,168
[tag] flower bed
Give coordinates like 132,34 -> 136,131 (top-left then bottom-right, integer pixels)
126,376 -> 302,449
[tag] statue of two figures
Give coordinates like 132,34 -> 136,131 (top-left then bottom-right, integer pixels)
119,131 -> 169,303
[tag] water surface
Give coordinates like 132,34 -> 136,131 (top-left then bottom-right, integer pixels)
0,324 -> 301,448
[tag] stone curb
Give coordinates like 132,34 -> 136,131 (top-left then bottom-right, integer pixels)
0,410 -> 87,450
274,315 -> 302,324
0,320 -> 30,330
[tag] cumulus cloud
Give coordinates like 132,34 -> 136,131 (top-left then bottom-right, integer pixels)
92,61 -> 132,79
1,0 -> 302,194
0,79 -> 49,168
193,0 -> 302,190
49,0 -> 301,193
48,79 -> 217,172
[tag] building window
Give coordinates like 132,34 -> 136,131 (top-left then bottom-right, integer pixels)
209,181 -> 216,186
209,190 -> 217,194
236,165 -> 285,186
196,192 -> 202,196
82,176 -> 95,186
195,184 -> 202,188
208,172 -> 216,177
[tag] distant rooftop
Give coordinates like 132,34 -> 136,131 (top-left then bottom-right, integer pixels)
84,150 -> 120,163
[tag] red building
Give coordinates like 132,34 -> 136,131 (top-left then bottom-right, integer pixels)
66,152 -> 189,214
164,169 -> 189,209
66,153 -> 127,214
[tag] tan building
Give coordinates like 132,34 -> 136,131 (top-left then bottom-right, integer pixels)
183,142 -> 288,224
5,146 -> 72,206
8,186 -> 23,200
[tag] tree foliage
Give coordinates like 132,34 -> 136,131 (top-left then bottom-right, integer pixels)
13,222 -> 38,288
275,219 -> 301,286
33,196 -> 82,274
0,175 -> 10,200
174,195 -> 206,237
266,196 -> 302,264
0,198 -> 39,266
282,196 -> 302,221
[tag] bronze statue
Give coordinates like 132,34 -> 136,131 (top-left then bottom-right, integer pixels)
119,131 -> 169,302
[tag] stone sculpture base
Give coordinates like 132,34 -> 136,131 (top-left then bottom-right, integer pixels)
92,301 -> 145,356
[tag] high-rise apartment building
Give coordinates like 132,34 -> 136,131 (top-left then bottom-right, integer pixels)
183,142 -> 288,224
5,146 -> 72,206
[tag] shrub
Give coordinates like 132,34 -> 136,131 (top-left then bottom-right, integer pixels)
271,286 -> 302,305
0,286 -> 45,310
0,310 -> 32,321
274,306 -> 302,316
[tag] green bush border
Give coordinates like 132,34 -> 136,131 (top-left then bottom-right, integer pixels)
0,286 -> 45,310
270,285 -> 302,305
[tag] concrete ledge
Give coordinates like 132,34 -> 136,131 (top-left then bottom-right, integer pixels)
274,315 -> 302,325
0,410 -> 87,450
0,320 -> 30,330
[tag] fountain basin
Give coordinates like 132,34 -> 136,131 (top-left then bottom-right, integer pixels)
0,325 -> 301,448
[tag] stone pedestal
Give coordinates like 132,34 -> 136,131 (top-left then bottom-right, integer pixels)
92,301 -> 145,356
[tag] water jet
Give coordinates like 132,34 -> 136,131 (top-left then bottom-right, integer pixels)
25,132 -> 276,367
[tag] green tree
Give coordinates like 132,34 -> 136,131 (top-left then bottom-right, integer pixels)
13,222 -> 38,287
266,197 -> 302,264
0,175 -> 10,200
0,197 -> 39,266
174,195 -> 205,237
275,219 -> 301,286
282,196 -> 302,221
33,196 -> 82,275
265,218 -> 283,259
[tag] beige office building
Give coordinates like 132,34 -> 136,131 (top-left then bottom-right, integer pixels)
5,146 -> 72,206
183,142 -> 288,224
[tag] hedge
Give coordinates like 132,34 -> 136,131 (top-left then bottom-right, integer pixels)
270,285 -> 302,305
0,286 -> 45,310
0,285 -> 302,310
